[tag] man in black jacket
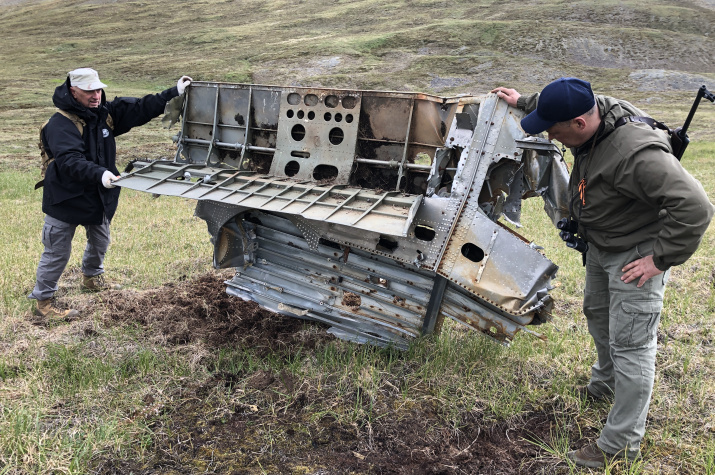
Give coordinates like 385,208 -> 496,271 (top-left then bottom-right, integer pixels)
29,68 -> 191,319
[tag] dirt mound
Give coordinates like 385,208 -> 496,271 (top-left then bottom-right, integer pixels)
83,273 -> 593,474
93,396 -> 574,474
100,273 -> 331,352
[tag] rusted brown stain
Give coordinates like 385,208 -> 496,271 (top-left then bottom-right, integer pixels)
450,313 -> 511,340
342,246 -> 350,264
341,291 -> 361,308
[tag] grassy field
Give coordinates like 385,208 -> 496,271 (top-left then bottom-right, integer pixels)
1,0 -> 714,473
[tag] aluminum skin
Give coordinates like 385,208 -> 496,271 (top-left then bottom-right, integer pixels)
118,82 -> 569,348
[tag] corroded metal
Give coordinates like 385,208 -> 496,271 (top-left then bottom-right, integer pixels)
118,82 -> 569,348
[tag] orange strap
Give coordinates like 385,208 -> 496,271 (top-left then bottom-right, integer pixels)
578,179 -> 587,206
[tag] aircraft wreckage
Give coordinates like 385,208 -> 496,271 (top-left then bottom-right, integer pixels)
117,82 -> 570,349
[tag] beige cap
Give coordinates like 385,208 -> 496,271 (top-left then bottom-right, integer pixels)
68,68 -> 107,91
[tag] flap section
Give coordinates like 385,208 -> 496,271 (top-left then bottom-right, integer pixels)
118,161 -> 421,237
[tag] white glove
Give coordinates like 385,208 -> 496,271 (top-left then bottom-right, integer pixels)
102,170 -> 119,189
177,76 -> 192,95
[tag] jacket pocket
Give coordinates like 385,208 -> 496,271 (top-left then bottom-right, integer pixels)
614,299 -> 662,348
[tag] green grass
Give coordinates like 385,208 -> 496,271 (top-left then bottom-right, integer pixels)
0,329 -> 197,472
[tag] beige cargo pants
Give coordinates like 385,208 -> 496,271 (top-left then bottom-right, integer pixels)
582,240 -> 669,460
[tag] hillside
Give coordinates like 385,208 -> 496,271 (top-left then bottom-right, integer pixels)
1,1 -> 714,100
1,0 -> 714,165
1,0 -> 713,170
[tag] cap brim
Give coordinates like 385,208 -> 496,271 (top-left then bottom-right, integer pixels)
520,110 -> 556,135
75,80 -> 107,91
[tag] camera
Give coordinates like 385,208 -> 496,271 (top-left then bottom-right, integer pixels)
557,218 -> 589,254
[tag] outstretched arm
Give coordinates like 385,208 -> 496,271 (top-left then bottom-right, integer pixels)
108,75 -> 192,136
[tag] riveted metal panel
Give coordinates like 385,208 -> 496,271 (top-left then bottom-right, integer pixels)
119,82 -> 570,347
270,89 -> 362,183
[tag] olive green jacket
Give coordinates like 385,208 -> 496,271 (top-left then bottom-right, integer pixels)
517,93 -> 713,270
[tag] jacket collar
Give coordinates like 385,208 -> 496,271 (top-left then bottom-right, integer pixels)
572,95 -> 646,156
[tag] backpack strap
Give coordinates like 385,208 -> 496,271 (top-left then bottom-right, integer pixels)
35,109 -> 87,190
613,115 -> 687,159
35,109 -> 113,190
614,116 -> 672,134
56,109 -> 86,136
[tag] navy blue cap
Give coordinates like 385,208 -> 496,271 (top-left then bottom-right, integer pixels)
520,77 -> 596,134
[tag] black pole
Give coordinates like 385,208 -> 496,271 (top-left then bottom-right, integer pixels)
673,85 -> 714,160
678,85 -> 707,140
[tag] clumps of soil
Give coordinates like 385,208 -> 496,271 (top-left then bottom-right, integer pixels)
93,375 -> 581,474
99,272 -> 331,353
87,272 -> 592,474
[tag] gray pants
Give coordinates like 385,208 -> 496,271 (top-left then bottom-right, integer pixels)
28,215 -> 111,301
583,241 -> 669,459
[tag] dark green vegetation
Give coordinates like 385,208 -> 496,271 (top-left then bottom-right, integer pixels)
0,0 -> 713,473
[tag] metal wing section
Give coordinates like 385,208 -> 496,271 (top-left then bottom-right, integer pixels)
117,161 -> 421,237
116,82 -> 572,348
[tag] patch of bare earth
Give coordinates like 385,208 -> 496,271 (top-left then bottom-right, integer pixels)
78,273 -> 589,474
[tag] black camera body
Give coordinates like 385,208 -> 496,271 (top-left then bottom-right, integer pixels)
557,218 -> 589,254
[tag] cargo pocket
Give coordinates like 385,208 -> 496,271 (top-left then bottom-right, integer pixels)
614,299 -> 662,348
41,223 -> 53,248
43,221 -> 74,252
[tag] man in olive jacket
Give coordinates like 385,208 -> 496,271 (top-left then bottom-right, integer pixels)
29,68 -> 192,319
493,78 -> 713,468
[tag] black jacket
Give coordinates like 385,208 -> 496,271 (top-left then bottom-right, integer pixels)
41,78 -> 179,225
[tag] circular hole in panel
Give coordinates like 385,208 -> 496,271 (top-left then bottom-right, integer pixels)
324,112 -> 332,121
304,94 -> 319,106
291,124 -> 306,141
313,164 -> 339,181
325,95 -> 339,108
307,111 -> 315,120
335,113 -> 343,123
342,96 -> 357,109
345,114 -> 353,123
297,110 -> 305,119
414,225 -> 436,241
329,127 -> 344,145
287,93 -> 301,105
286,109 -> 294,118
461,243 -> 485,262
284,160 -> 300,177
